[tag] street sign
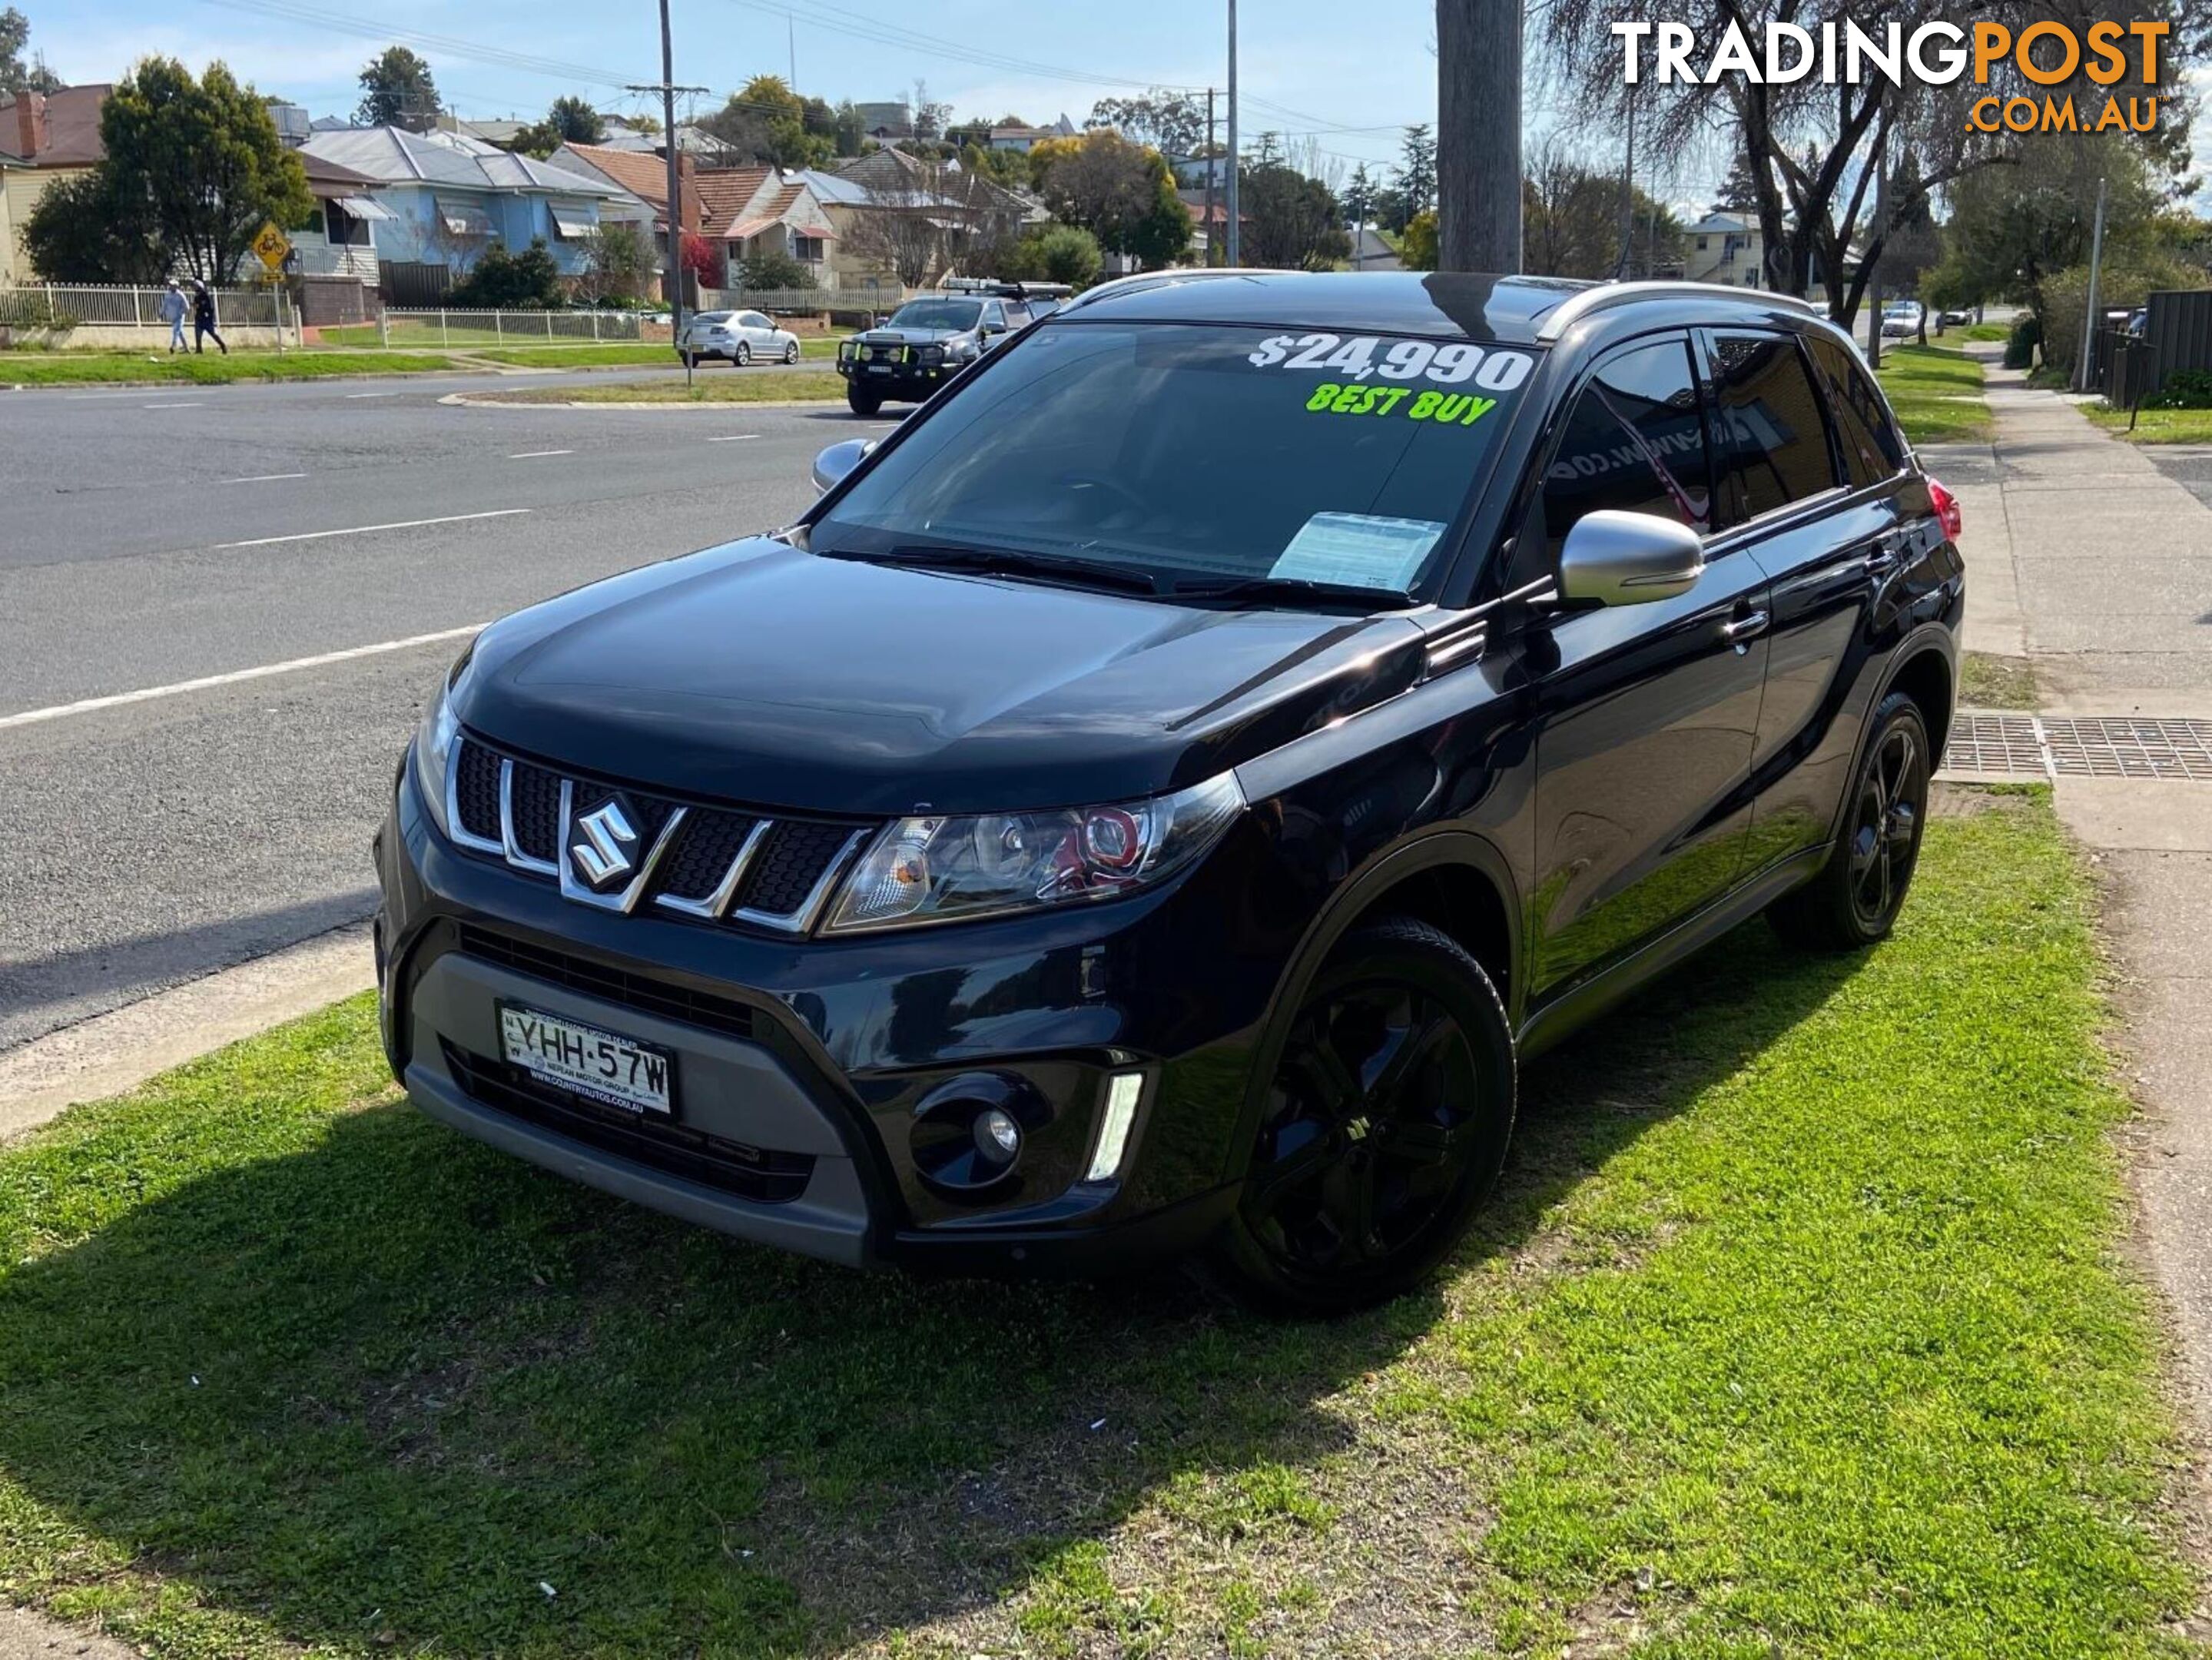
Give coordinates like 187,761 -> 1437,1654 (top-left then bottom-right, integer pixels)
251,221 -> 291,273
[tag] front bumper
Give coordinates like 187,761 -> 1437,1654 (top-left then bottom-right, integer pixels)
836,350 -> 960,395
373,759 -> 1275,1275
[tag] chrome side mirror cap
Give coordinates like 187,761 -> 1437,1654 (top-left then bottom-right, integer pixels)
1556,510 -> 1706,606
811,437 -> 875,494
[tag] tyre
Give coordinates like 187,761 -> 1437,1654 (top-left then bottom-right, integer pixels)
847,384 -> 883,417
735,342 -> 752,367
784,340 -> 801,364
1215,918 -> 1516,1315
1767,690 -> 1930,951
680,351 -> 698,368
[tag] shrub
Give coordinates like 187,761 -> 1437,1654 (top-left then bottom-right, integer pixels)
2147,368 -> 2212,410
730,246 -> 817,291
446,237 -> 566,309
1001,223 -> 1103,289
2002,313 -> 2040,370
2036,254 -> 2204,375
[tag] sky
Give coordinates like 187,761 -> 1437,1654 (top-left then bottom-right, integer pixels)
25,0 -> 1446,179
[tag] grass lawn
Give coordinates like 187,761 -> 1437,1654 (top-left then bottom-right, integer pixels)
1874,344 -> 1993,444
0,350 -> 474,386
1961,649 -> 2039,709
472,370 -> 850,405
1960,323 -> 2011,343
2081,404 -> 2212,445
0,793 -> 2197,1657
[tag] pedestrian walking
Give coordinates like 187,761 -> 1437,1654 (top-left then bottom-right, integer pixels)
158,279 -> 187,353
191,281 -> 227,356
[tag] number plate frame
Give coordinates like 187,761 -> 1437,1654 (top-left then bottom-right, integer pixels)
496,1001 -> 676,1117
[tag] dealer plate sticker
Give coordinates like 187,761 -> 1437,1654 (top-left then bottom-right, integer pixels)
499,1003 -> 673,1116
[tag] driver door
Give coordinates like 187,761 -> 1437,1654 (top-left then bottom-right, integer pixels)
1521,333 -> 1773,1001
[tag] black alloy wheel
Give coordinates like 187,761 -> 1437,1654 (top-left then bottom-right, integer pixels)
1219,918 -> 1515,1314
1768,690 -> 1931,950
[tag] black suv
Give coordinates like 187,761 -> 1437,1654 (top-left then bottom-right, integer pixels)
835,290 -> 1033,415
374,272 -> 1962,1312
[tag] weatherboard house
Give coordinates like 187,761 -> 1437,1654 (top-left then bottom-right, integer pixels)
299,125 -> 643,303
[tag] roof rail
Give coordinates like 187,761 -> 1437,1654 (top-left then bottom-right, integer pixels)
1534,280 -> 1817,341
1057,267 -> 1278,314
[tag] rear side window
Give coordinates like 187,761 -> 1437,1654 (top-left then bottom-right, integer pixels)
1806,334 -> 1906,486
1539,336 -> 1713,566
1706,331 -> 1839,522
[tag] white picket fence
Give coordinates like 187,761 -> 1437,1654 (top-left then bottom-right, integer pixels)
5,281 -> 290,327
376,307 -> 648,347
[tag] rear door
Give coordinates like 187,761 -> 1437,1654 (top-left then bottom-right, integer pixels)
1521,332 -> 1773,1000
1703,327 -> 1902,870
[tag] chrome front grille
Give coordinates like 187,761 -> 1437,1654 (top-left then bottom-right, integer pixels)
446,735 -> 874,935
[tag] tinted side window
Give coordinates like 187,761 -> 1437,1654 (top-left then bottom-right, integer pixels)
1706,331 -> 1838,522
1540,337 -> 1713,566
1806,334 -> 1906,486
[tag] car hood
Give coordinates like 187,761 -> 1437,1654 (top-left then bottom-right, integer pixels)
455,538 -> 1426,815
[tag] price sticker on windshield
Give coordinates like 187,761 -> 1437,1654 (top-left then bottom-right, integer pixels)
1245,333 -> 1534,390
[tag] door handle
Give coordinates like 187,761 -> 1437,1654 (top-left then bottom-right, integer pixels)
1865,530 -> 1910,573
1721,608 -> 1769,647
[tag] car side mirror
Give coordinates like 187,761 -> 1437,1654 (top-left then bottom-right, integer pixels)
811,437 -> 875,494
1556,510 -> 1706,606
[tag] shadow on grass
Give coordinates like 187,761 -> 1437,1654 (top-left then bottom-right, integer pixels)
0,922 -> 1861,1655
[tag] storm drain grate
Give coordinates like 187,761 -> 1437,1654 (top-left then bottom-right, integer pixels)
1938,714 -> 2212,782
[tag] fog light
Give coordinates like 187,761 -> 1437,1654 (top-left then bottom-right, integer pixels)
1085,1071 -> 1143,1183
977,1107 -> 1021,1160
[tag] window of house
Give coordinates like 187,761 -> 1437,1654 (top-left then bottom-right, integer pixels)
1696,234 -> 1709,251
1705,331 -> 1840,523
1806,334 -> 1906,486
793,234 -> 824,261
1525,336 -> 1712,586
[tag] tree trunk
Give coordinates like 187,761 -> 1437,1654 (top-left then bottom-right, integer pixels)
1436,0 -> 1520,273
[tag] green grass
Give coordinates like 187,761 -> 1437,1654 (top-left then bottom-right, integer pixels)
0,796 -> 2196,1657
0,350 -> 479,385
472,369 -> 850,405
2081,404 -> 2212,444
1874,344 -> 1993,443
1960,322 -> 2011,343
1962,650 -> 2039,709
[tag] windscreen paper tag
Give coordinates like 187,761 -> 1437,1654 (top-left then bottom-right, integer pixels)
1271,513 -> 1445,591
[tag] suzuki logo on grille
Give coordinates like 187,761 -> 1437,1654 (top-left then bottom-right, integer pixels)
570,798 -> 639,888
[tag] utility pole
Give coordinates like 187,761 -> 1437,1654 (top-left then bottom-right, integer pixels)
1614,88 -> 1636,280
1225,0 -> 1240,266
788,15 -> 797,89
2076,174 -> 2109,395
626,2 -> 707,383
1437,0 -> 1521,271
1203,88 -> 1218,267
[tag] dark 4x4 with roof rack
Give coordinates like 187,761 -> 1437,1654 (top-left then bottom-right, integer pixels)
834,281 -> 1069,415
376,271 -> 1963,1313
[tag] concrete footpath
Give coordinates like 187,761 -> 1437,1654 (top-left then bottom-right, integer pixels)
1947,360 -> 2212,1439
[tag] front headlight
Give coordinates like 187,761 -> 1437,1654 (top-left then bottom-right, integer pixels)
824,773 -> 1245,935
410,651 -> 472,838
944,337 -> 977,361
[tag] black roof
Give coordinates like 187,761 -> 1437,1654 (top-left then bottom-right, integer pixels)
1060,270 -> 1814,346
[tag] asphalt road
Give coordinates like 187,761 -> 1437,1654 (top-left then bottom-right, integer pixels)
0,370 -> 890,1051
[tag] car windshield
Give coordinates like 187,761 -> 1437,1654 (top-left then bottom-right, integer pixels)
815,322 -> 1537,597
888,299 -> 982,331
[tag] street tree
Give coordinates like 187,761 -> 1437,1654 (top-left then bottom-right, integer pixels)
357,45 -> 440,131
1395,123 -> 1437,220
0,7 -> 62,95
1538,0 -> 2199,324
997,222 -> 1105,287
509,95 -> 605,157
576,221 -> 653,304
87,58 -> 312,284
1521,143 -> 1683,280
910,79 -> 950,143
1240,158 -> 1350,270
1087,88 -> 1208,161
1031,129 -> 1189,269
1341,163 -> 1378,243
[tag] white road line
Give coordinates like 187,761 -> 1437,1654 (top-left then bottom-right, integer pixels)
222,472 -> 308,483
345,391 -> 398,399
143,401 -> 204,409
508,448 -> 574,459
0,626 -> 484,732
704,433 -> 758,442
216,507 -> 530,549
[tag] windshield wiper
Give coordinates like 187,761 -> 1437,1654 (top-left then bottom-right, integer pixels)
823,543 -> 1162,596
1166,573 -> 1410,609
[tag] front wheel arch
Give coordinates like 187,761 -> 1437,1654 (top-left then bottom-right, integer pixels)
1223,831 -> 1522,1188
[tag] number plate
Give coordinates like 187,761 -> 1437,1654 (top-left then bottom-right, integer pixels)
498,1002 -> 673,1116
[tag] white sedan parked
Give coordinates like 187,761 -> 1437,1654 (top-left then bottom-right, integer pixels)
678,309 -> 802,367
